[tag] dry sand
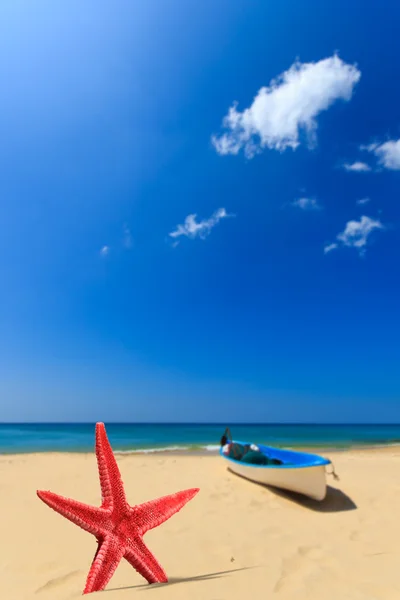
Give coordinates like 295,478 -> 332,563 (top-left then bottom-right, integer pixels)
1,448 -> 400,599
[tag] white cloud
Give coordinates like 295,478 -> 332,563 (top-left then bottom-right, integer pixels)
365,139 -> 400,170
324,243 -> 338,254
356,197 -> 370,205
212,54 -> 361,158
292,197 -> 321,210
169,208 -> 232,241
324,215 -> 384,256
123,224 -> 133,249
342,161 -> 371,172
100,245 -> 110,257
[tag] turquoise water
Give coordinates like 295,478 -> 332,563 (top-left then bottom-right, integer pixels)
1,423 -> 400,454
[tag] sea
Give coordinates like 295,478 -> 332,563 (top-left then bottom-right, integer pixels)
1,423 -> 400,454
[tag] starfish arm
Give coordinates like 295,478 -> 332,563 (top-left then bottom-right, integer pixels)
134,488 -> 200,535
95,423 -> 127,510
124,536 -> 168,584
37,490 -> 107,537
83,536 -> 124,594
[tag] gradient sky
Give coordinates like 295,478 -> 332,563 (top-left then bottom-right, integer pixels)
1,0 -> 400,423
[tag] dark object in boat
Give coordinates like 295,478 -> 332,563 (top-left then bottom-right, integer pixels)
220,427 -> 283,465
241,451 -> 283,466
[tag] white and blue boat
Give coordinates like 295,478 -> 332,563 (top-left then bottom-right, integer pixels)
220,440 -> 332,501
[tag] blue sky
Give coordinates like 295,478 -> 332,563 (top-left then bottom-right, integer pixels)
1,0 -> 400,423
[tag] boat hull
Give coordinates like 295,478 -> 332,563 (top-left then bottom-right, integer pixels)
220,441 -> 331,501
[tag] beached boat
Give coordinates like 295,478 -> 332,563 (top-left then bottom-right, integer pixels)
220,441 -> 332,501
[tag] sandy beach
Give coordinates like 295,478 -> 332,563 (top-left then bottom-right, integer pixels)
1,448 -> 400,600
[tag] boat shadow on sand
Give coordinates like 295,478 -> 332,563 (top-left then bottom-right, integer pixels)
267,484 -> 357,513
228,470 -> 357,513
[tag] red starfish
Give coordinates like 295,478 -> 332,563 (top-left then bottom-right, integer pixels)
37,423 -> 199,594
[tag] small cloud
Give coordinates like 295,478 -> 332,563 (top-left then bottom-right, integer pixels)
324,215 -> 384,257
356,197 -> 370,205
324,243 -> 338,254
212,54 -> 361,158
363,139 -> 400,170
342,161 -> 371,172
292,197 -> 322,211
100,245 -> 110,257
123,224 -> 133,249
169,208 -> 232,242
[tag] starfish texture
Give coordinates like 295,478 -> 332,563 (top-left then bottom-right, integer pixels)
37,423 -> 199,594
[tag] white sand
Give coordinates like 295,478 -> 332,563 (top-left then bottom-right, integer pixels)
1,448 -> 400,599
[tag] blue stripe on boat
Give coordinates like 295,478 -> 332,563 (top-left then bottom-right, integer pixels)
220,440 -> 331,469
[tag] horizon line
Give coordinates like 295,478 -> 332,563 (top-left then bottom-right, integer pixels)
1,422 -> 400,426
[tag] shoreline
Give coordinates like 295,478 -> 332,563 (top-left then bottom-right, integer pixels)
2,442 -> 400,459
